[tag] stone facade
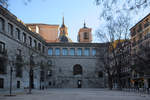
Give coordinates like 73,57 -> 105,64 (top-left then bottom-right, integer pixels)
47,43 -> 106,88
0,6 -> 48,90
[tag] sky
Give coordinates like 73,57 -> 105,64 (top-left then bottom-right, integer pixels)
8,0 -> 101,42
7,0 -> 150,42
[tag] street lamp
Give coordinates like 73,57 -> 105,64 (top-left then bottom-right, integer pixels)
28,54 -> 34,94
9,60 -> 15,96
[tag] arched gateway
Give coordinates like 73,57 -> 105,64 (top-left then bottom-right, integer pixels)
73,64 -> 82,75
73,64 -> 82,88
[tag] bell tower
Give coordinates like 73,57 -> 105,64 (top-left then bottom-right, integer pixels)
59,16 -> 70,42
78,22 -> 92,43
59,16 -> 68,37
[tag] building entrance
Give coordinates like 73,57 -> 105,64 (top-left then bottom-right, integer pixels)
77,80 -> 82,88
148,79 -> 150,88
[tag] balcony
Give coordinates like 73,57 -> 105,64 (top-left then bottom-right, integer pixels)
131,31 -> 136,37
144,22 -> 150,28
137,24 -> 142,33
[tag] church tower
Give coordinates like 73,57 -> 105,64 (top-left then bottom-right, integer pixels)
59,16 -> 69,42
78,22 -> 92,43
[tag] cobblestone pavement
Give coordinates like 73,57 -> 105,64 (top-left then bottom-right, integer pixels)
0,88 -> 150,100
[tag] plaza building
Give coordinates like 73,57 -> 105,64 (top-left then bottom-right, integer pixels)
0,5 -> 107,90
130,13 -> 150,90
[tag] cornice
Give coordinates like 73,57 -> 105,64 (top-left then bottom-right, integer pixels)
46,42 -> 107,47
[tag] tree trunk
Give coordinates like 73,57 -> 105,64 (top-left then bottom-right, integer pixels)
28,67 -> 32,94
108,73 -> 113,90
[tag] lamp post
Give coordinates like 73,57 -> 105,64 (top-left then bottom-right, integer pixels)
9,60 -> 14,96
9,66 -> 13,96
29,55 -> 33,94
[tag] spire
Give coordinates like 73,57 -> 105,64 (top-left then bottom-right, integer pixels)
83,20 -> 87,28
61,16 -> 65,28
62,16 -> 64,25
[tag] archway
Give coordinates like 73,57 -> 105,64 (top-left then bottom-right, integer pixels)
73,64 -> 83,88
73,64 -> 82,75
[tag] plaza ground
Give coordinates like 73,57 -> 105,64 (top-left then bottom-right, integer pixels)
0,88 -> 150,100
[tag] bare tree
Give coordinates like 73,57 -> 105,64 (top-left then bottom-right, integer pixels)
0,0 -> 32,7
0,0 -> 8,7
97,14 -> 131,90
95,0 -> 150,20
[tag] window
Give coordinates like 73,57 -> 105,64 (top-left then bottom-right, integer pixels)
144,19 -> 150,28
73,64 -> 82,75
55,48 -> 60,56
23,33 -> 26,43
42,46 -> 45,53
16,65 -> 22,77
77,48 -> 82,56
16,28 -> 20,40
70,48 -> 75,56
137,24 -> 142,32
16,49 -> 22,77
0,59 -> 6,74
131,28 -> 136,37
92,48 -> 96,56
49,81 -> 51,86
84,48 -> 90,56
48,70 -> 52,77
40,71 -> 44,82
0,41 -> 5,53
48,48 -> 53,56
84,32 -> 89,39
8,23 -> 13,36
33,40 -> 37,49
0,78 -> 4,88
0,17 -> 4,32
62,48 -> 68,56
98,71 -> 103,77
29,36 -> 32,46
38,43 -> 41,51
17,81 -> 20,88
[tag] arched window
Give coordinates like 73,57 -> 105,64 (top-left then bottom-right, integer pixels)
92,48 -> 96,56
73,64 -> 82,75
0,17 -> 5,31
16,28 -> 20,40
8,23 -> 13,36
38,43 -> 41,51
77,48 -> 82,56
84,48 -> 90,56
70,48 -> 75,56
84,32 -> 89,39
62,48 -> 68,56
48,48 -> 53,56
55,48 -> 60,56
